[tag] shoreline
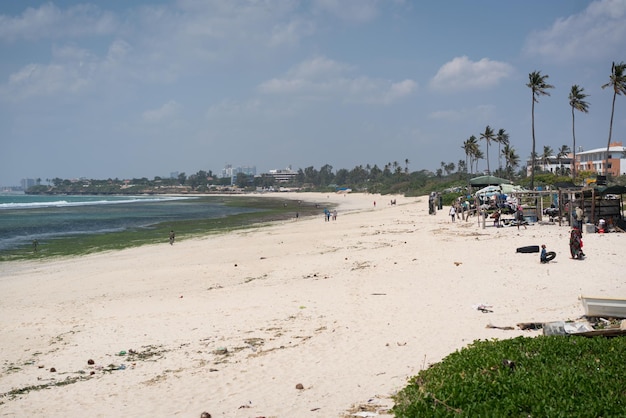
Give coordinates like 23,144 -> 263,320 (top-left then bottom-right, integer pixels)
0,193 -> 335,261
1,192 -> 624,416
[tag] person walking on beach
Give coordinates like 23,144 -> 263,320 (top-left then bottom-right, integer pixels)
516,205 -> 526,230
169,230 -> 175,245
449,205 -> 456,222
575,205 -> 584,230
569,228 -> 584,259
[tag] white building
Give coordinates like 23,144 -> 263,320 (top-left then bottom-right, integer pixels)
526,156 -> 573,176
221,164 -> 257,179
267,166 -> 298,183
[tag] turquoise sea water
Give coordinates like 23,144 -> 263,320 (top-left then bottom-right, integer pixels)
0,194 -> 259,252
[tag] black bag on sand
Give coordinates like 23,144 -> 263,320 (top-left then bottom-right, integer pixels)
516,245 -> 540,253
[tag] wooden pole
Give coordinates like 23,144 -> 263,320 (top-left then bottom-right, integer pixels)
591,188 -> 596,226
558,190 -> 563,227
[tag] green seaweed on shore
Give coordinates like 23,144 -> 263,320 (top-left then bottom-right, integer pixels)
0,375 -> 92,405
0,196 -> 326,262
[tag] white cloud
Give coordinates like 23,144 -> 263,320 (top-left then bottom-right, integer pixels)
524,0 -> 626,63
0,40 -> 119,101
142,100 -> 182,122
101,39 -> 134,78
290,56 -> 354,79
0,1 -> 319,102
3,59 -> 92,101
430,56 -> 514,92
384,79 -> 418,104
258,56 -> 416,104
0,3 -> 118,41
268,19 -> 316,47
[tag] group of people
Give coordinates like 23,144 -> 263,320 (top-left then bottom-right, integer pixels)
428,192 -> 441,215
538,226 -> 584,264
323,208 -> 338,221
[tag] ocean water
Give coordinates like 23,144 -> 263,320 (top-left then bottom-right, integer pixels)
0,194 -> 258,252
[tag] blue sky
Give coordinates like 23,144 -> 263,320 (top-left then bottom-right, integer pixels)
1,0 -> 625,186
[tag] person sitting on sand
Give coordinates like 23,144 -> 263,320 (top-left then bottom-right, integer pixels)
492,210 -> 501,228
540,245 -> 556,263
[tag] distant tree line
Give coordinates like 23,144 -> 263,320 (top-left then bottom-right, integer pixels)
27,158 -> 625,197
27,163 -> 444,196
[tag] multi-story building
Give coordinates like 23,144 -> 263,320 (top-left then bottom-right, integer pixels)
575,142 -> 626,177
267,166 -> 298,183
20,178 -> 36,190
221,165 -> 257,181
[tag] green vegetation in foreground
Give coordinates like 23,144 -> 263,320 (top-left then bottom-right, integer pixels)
0,197 -> 324,262
392,335 -> 626,417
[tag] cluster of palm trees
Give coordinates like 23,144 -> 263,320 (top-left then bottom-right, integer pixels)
531,144 -> 573,176
462,126 -> 519,179
460,62 -> 625,188
526,61 -> 626,189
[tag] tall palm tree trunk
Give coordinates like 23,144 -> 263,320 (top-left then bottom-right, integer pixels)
606,92 -> 617,177
571,107 -> 577,180
531,99 -> 536,190
486,145 -> 490,175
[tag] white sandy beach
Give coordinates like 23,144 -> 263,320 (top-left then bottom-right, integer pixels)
1,192 -> 625,417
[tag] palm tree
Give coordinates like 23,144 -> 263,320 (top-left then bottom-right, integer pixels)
462,135 -> 479,175
556,145 -> 571,176
479,125 -> 495,174
541,145 -> 554,172
568,85 -> 589,181
601,61 -> 626,177
528,151 -> 539,172
473,148 -> 484,174
495,128 -> 509,174
502,144 -> 519,180
462,140 -> 471,175
457,159 -> 466,174
527,71 -> 554,189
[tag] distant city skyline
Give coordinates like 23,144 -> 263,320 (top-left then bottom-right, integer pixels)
1,1 -> 625,186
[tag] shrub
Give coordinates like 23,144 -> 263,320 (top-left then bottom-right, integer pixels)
392,336 -> 626,417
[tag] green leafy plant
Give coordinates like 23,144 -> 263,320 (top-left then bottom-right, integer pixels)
393,336 -> 626,417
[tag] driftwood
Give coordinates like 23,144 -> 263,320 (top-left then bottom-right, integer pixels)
486,323 -> 515,330
517,322 -> 543,330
